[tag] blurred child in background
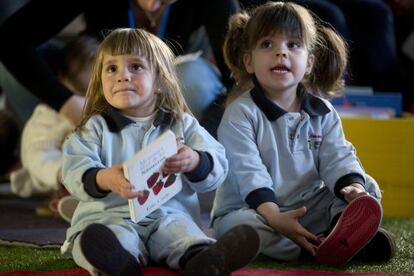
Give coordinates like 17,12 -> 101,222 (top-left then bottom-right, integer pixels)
10,35 -> 99,222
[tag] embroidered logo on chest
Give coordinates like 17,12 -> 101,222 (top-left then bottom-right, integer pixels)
308,134 -> 322,150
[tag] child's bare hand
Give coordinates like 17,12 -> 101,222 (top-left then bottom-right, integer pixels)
271,207 -> 318,256
163,145 -> 200,175
340,183 -> 368,203
96,164 -> 142,199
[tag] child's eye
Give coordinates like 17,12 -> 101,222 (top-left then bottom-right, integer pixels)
131,63 -> 144,71
106,65 -> 117,73
259,40 -> 272,49
287,41 -> 301,49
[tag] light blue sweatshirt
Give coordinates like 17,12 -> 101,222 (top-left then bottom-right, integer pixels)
62,108 -> 228,245
212,83 -> 365,220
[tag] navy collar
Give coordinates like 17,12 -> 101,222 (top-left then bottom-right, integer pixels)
250,78 -> 330,121
101,107 -> 173,133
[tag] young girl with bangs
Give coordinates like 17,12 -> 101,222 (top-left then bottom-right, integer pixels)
212,2 -> 395,266
61,28 -> 259,276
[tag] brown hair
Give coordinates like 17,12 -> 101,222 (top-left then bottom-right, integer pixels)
59,35 -> 99,96
60,35 -> 99,78
78,28 -> 190,130
223,1 -> 347,103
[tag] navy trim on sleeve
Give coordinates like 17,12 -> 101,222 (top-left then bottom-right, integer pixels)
334,173 -> 365,201
82,168 -> 110,198
184,151 -> 213,182
245,187 -> 277,210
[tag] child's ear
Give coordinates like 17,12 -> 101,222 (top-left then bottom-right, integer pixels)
243,53 -> 254,74
306,53 -> 314,75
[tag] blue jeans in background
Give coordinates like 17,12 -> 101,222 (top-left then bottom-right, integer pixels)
176,57 -> 225,120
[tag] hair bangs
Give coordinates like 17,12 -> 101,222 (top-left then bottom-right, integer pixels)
100,29 -> 156,68
248,2 -> 311,49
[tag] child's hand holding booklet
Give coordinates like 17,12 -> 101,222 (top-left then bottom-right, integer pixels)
123,130 -> 183,223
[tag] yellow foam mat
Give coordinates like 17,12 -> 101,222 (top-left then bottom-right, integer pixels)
342,118 -> 414,217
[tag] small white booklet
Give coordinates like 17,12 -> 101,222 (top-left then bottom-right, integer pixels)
123,130 -> 183,223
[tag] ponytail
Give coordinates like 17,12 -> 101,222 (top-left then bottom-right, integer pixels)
223,12 -> 254,104
305,26 -> 348,98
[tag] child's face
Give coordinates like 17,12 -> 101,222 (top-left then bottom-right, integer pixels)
59,59 -> 93,97
71,59 -> 93,96
75,62 -> 93,96
244,32 -> 313,98
101,54 -> 157,117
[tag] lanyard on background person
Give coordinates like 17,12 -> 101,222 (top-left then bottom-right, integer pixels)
128,1 -> 171,39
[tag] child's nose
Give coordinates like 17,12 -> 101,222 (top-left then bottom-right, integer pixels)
117,69 -> 131,82
275,50 -> 287,57
274,45 -> 288,57
117,77 -> 130,82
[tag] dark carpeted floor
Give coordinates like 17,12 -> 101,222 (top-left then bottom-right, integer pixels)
0,182 -> 213,247
0,184 -> 68,247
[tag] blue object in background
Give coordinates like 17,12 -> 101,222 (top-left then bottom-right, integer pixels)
330,92 -> 403,117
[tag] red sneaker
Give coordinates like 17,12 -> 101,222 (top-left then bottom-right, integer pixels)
315,195 -> 382,266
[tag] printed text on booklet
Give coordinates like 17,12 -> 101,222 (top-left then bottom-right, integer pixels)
123,130 -> 183,223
